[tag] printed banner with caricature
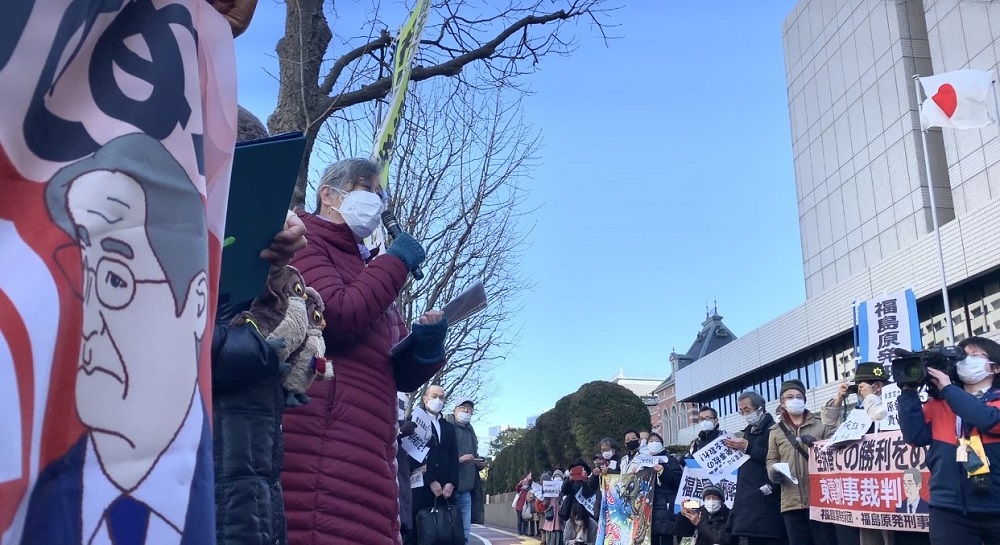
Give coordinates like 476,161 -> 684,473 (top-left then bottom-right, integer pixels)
0,2 -> 237,544
596,473 -> 654,545
809,430 -> 930,532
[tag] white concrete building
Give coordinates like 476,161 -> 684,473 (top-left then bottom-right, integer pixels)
675,0 -> 1000,443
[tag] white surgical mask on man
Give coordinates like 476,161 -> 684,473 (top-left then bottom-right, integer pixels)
426,398 -> 445,414
646,441 -> 664,455
958,356 -> 992,385
334,189 -> 384,239
784,398 -> 806,416
699,420 -> 715,432
704,499 -> 722,514
744,408 -> 764,426
455,412 -> 472,425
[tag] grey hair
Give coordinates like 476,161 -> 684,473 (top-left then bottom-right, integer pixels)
46,133 -> 206,315
314,158 -> 381,212
738,391 -> 766,411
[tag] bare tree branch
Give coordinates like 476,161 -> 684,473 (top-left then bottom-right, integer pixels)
268,0 -> 615,206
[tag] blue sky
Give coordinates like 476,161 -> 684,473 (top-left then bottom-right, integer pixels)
234,1 -> 803,438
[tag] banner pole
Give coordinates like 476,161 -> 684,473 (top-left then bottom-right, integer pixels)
913,75 -> 955,345
852,299 -> 860,366
991,78 -> 1000,144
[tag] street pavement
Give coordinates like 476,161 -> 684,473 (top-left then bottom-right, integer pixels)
469,524 -> 544,545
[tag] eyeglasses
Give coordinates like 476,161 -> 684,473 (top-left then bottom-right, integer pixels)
84,256 -> 167,310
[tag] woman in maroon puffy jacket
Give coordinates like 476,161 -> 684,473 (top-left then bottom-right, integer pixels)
281,158 -> 447,545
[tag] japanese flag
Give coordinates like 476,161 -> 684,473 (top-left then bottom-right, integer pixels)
919,69 -> 995,130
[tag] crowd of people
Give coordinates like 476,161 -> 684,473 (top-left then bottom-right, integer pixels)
501,342 -> 1000,545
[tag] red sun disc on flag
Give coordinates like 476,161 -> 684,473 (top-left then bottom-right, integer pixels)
932,84 -> 958,118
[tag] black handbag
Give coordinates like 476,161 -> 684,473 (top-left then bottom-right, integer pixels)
415,497 -> 464,545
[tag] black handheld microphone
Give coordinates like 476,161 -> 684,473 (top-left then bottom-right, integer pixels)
381,210 -> 424,280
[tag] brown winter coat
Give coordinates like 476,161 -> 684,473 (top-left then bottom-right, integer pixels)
765,409 -> 836,512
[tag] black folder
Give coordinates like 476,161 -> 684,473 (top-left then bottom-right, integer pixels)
219,132 -> 307,306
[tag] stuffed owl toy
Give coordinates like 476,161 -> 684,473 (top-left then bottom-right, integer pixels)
230,265 -> 309,363
282,286 -> 333,407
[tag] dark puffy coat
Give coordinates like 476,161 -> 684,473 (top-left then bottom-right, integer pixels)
689,428 -> 724,456
281,211 -> 444,545
674,505 -> 733,545
729,413 -> 785,540
651,455 -> 683,537
211,321 -> 287,545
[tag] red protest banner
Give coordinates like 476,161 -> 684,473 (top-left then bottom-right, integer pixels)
808,430 -> 930,533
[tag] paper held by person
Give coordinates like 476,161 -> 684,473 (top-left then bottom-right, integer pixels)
390,280 -> 488,357
771,462 -> 799,485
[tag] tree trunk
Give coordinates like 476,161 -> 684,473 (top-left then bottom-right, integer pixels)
268,0 -> 330,207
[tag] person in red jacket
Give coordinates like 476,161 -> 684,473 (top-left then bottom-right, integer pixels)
281,158 -> 448,545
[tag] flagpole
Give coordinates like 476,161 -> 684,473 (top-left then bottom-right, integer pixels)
992,78 -> 1000,144
913,75 -> 956,345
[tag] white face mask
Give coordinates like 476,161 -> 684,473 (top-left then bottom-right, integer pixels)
646,441 -> 664,455
745,408 -> 764,426
333,189 -> 384,238
704,499 -> 722,514
601,450 -> 614,460
426,398 -> 444,414
699,420 -> 715,432
958,356 -> 992,385
784,398 -> 806,416
455,412 -> 472,425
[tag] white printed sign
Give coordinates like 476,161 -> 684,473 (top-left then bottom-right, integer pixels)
857,290 -> 921,374
410,469 -> 424,489
400,407 -> 434,463
575,487 -> 597,515
827,408 -> 874,446
542,480 -> 561,498
531,482 -> 544,498
877,384 -> 902,432
673,466 -> 737,510
692,433 -> 749,475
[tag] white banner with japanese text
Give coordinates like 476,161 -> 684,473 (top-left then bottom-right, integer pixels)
809,430 -> 930,533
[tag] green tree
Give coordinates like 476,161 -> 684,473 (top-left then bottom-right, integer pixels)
569,381 -> 652,456
484,380 -> 652,495
488,427 -> 526,458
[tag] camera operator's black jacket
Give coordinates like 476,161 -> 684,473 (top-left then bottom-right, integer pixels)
898,385 -> 1000,513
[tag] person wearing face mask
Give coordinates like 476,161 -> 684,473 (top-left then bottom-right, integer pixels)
898,336 -> 1000,545
646,433 -> 684,545
620,430 -> 645,473
726,392 -> 786,545
405,385 -> 459,545
689,406 -> 725,457
823,362 -> 890,429
444,397 -> 485,544
822,362 -> 892,545
766,379 -> 837,545
675,485 -> 732,545
543,469 -> 566,545
282,157 -> 448,545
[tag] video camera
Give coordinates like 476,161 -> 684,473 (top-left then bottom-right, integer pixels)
890,346 -> 965,398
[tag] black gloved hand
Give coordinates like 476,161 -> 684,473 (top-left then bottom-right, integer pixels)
410,318 -> 448,365
399,420 -> 418,437
386,231 -> 426,273
798,434 -> 818,447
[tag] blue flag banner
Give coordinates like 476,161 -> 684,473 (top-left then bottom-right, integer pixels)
857,289 -> 921,373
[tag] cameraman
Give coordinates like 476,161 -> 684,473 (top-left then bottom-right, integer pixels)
898,336 -> 1000,545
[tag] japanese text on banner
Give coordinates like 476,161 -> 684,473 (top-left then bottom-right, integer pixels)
808,430 -> 929,533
